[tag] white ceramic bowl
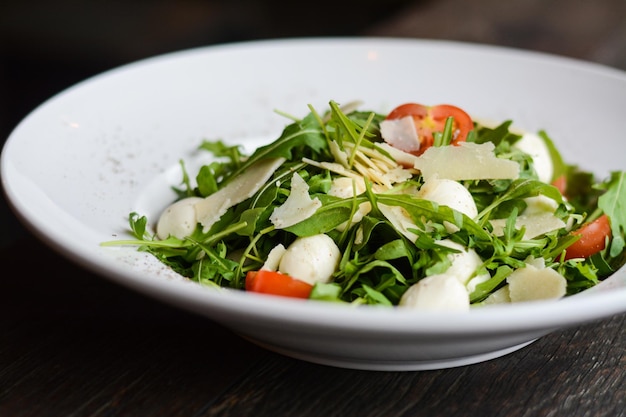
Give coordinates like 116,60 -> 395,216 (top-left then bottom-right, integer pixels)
3,38 -> 626,371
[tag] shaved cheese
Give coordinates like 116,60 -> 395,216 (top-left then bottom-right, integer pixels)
380,116 -> 421,153
491,194 -> 565,239
490,212 -> 566,240
195,157 -> 285,232
414,142 -> 519,181
378,203 -> 420,243
329,140 -> 350,168
381,166 -> 414,185
328,177 -> 371,231
375,142 -> 420,168
523,195 -> 559,215
261,244 -> 286,271
270,172 -> 322,229
302,158 -> 363,181
506,260 -> 567,302
482,286 -> 512,305
328,176 -> 366,198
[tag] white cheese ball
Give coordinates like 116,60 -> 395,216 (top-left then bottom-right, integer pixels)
513,132 -> 554,183
438,240 -> 488,288
417,177 -> 478,219
399,274 -> 470,311
278,234 -> 341,286
156,196 -> 204,240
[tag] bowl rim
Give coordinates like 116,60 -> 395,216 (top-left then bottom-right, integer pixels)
2,36 -> 626,337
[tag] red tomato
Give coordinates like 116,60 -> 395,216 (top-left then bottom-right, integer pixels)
551,175 -> 567,196
245,270 -> 313,299
564,214 -> 611,260
385,103 -> 473,155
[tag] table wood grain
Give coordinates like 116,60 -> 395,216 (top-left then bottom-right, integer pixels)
2,0 -> 625,416
1,236 -> 624,416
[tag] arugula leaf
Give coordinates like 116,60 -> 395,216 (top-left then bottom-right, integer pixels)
477,179 -> 563,222
129,212 -> 149,240
375,194 -> 491,241
226,112 -> 327,182
474,121 -> 520,146
598,171 -> 626,257
469,265 -> 512,303
104,101 -> 626,307
309,282 -> 343,301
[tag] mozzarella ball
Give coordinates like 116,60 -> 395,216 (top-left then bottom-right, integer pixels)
278,234 -> 341,285
513,132 -> 554,183
399,274 -> 470,311
437,240 -> 487,286
417,177 -> 478,219
156,196 -> 203,240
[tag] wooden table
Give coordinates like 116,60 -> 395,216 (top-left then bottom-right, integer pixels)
2,0 -> 625,415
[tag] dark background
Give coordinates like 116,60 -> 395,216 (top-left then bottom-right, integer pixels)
1,0 -> 414,143
2,0 -> 626,244
0,0 -> 415,245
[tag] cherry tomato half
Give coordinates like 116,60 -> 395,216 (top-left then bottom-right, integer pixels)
245,270 -> 313,299
563,214 -> 611,260
551,174 -> 567,196
385,103 -> 473,155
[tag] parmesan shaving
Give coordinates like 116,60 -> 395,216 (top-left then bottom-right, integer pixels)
270,172 -> 322,229
414,142 -> 519,181
195,157 -> 285,232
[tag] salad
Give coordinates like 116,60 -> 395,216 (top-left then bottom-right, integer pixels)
103,100 -> 626,310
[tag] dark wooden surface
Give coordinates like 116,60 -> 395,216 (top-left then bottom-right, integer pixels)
2,0 -> 625,416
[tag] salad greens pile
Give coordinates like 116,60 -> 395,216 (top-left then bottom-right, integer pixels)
103,100 -> 626,306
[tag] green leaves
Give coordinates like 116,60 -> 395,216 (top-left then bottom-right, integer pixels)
477,179 -> 564,223
598,171 -> 626,257
102,100 -> 626,308
226,112 -> 327,182
377,194 -> 491,241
